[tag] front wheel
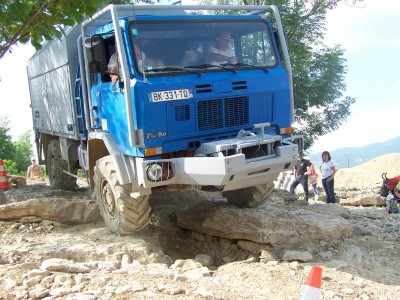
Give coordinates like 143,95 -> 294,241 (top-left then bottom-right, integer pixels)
94,156 -> 151,235
222,182 -> 274,208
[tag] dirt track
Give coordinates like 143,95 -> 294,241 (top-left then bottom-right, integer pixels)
1,153 -> 400,299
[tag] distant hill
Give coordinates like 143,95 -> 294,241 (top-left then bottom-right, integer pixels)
334,153 -> 400,188
308,136 -> 400,169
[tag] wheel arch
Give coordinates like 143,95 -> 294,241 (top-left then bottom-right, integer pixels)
88,132 -> 138,191
36,133 -> 80,170
36,132 -> 57,167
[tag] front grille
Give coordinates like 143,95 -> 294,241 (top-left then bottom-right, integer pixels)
197,99 -> 223,131
197,97 -> 249,131
225,97 -> 249,127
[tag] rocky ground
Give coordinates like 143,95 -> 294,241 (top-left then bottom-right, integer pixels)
0,153 -> 400,300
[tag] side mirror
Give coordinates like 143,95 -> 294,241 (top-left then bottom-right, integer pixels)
84,35 -> 102,48
84,35 -> 108,73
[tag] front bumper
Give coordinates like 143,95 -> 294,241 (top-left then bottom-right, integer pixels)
138,135 -> 300,192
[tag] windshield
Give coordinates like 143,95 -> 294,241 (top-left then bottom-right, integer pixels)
129,19 -> 277,75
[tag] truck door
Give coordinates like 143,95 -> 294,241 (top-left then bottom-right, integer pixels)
87,35 -> 131,138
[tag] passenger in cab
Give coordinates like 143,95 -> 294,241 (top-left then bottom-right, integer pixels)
206,31 -> 237,65
108,43 -> 146,84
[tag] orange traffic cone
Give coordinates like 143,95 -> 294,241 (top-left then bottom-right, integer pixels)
0,159 -> 10,190
300,266 -> 322,300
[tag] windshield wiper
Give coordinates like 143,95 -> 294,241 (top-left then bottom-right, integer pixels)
184,64 -> 237,74
222,63 -> 269,73
149,66 -> 202,77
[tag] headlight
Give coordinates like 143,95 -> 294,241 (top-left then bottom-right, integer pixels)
146,163 -> 163,182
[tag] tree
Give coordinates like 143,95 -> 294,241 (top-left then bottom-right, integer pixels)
0,117 -> 15,160
3,159 -> 18,176
13,131 -> 33,175
0,0 -> 136,59
201,0 -> 362,150
270,0 -> 360,150
0,118 -> 33,175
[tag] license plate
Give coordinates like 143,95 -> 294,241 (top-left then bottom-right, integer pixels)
150,89 -> 193,102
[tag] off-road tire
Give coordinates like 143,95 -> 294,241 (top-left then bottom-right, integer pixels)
94,156 -> 151,235
46,139 -> 77,191
223,182 -> 274,208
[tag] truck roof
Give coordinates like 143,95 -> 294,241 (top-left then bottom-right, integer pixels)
83,4 -> 275,34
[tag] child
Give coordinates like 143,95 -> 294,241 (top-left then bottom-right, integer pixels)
386,194 -> 399,213
386,181 -> 400,213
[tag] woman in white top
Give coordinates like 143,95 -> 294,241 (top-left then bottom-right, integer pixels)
320,151 -> 337,203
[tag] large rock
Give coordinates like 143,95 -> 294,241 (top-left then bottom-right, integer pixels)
8,175 -> 27,187
339,194 -> 385,206
0,198 -> 101,224
307,202 -> 351,219
176,201 -> 352,247
335,185 -> 386,206
0,184 -> 88,204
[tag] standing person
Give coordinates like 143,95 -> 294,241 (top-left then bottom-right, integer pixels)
308,163 -> 319,200
283,169 -> 294,191
289,154 -> 312,201
320,151 -> 337,204
26,158 -> 42,180
275,171 -> 285,189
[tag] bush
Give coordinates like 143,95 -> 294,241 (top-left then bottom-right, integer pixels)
3,159 -> 19,175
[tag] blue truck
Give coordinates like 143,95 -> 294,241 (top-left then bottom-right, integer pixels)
27,4 -> 303,235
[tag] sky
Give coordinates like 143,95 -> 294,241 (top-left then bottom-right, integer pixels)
0,0 -> 399,151
309,0 -> 400,152
0,43 -> 35,140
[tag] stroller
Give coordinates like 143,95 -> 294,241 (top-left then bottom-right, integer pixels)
380,173 -> 400,197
